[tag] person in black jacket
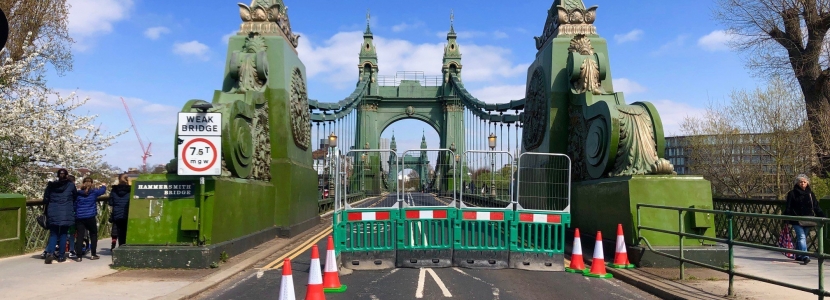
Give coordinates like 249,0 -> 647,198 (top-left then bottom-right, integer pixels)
108,173 -> 132,247
43,169 -> 78,264
784,174 -> 825,265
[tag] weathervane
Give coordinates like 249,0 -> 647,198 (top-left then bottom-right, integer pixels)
450,9 -> 454,26
367,9 -> 371,25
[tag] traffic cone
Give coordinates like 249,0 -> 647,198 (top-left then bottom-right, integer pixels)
610,224 -> 636,269
322,235 -> 347,293
305,245 -> 326,300
565,228 -> 587,273
279,258 -> 296,300
584,231 -> 613,278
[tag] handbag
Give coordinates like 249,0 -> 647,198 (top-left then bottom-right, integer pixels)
778,225 -> 795,259
36,214 -> 48,229
798,193 -> 818,227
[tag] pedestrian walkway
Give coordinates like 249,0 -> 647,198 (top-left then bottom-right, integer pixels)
0,239 -> 192,299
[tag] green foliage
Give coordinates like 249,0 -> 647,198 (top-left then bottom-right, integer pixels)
811,174 -> 830,199
220,251 -> 229,263
210,261 -> 219,268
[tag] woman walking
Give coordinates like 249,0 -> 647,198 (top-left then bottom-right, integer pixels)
74,177 -> 107,261
42,169 -> 78,264
784,174 -> 825,265
109,173 -> 131,247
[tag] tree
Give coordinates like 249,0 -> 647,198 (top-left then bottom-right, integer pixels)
715,0 -> 830,175
681,77 -> 813,199
0,35 -> 121,199
0,0 -> 72,75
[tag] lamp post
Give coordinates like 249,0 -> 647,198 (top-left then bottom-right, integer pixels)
454,154 -> 461,201
328,132 -> 338,202
488,133 -> 497,197
361,153 -> 367,193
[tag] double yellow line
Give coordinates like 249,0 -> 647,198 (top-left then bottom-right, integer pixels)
260,226 -> 334,270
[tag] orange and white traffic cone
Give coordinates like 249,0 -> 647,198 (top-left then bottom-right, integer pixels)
305,245 -> 326,300
610,224 -> 636,269
584,231 -> 613,278
322,235 -> 347,293
279,258 -> 296,300
565,228 -> 586,273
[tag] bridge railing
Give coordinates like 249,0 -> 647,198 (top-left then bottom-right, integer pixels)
637,203 -> 830,298
24,197 -> 112,252
712,197 -> 821,252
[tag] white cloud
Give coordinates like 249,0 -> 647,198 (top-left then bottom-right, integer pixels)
653,35 -> 687,55
144,26 -> 170,40
54,89 -> 178,169
173,41 -> 210,61
392,21 -> 424,32
222,31 -> 239,44
649,99 -> 706,137
613,78 -> 647,94
698,30 -> 735,52
297,31 -> 529,89
469,85 -> 526,104
67,0 -> 133,50
493,31 -> 509,39
614,29 -> 643,44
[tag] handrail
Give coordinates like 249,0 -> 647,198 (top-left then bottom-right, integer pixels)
636,203 -> 830,298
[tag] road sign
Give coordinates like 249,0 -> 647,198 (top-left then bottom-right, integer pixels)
178,136 -> 222,175
178,112 -> 222,136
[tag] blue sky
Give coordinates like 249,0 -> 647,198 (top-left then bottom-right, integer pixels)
51,0 -> 758,170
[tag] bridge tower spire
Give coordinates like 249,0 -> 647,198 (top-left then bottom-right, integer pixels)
442,10 -> 462,83
359,9 -> 378,84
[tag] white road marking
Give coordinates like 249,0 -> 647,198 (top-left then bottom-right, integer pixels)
426,268 -> 453,297
370,295 -> 380,300
369,268 -> 399,284
416,268 -> 453,298
492,288 -> 500,300
451,267 -> 498,300
416,268 -> 427,298
256,270 -> 264,279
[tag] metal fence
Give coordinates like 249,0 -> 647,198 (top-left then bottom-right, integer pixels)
638,203 -> 830,298
713,197 -> 820,251
516,153 -> 570,211
460,150 -> 514,208
25,198 -> 112,252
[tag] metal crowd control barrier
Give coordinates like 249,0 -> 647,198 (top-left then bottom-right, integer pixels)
337,149 -> 399,270
510,152 -> 572,270
637,204 -> 830,298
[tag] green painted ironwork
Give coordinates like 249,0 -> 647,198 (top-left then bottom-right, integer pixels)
454,208 -> 514,251
510,211 -> 570,254
397,207 -> 456,250
637,203 -> 830,298
712,197 -> 822,252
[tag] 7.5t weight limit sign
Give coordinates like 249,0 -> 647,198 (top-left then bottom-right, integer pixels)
178,136 -> 221,175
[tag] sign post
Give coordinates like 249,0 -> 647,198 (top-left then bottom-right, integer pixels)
177,112 -> 222,176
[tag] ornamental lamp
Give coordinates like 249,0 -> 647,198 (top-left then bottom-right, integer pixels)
488,133 -> 497,150
328,132 -> 338,148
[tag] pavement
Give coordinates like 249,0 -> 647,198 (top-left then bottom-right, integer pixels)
0,193 -> 824,299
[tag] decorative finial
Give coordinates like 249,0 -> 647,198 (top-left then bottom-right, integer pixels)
365,9 -> 372,34
450,9 -> 455,33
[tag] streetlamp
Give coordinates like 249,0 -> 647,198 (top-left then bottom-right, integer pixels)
328,132 -> 338,200
361,153 -> 368,192
488,133 -> 497,197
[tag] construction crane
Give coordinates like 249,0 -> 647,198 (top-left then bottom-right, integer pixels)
121,97 -> 152,172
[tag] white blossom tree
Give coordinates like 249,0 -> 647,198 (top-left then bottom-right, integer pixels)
0,34 -> 123,198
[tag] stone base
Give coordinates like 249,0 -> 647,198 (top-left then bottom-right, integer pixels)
452,250 -> 509,269
113,226 -> 278,269
277,214 -> 320,238
628,245 -> 728,268
396,249 -> 453,268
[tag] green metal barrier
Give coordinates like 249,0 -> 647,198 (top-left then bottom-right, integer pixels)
637,203 -> 830,298
453,207 -> 514,269
396,207 -> 456,268
339,208 -> 398,270
509,210 -> 570,271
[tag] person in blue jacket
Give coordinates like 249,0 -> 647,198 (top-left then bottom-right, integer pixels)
74,177 -> 107,261
43,169 -> 78,264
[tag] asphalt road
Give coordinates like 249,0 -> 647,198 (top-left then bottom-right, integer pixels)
201,193 -> 656,300
353,192 -> 454,208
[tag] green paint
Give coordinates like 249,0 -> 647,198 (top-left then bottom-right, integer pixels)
572,176 -> 715,247
0,194 -> 25,258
